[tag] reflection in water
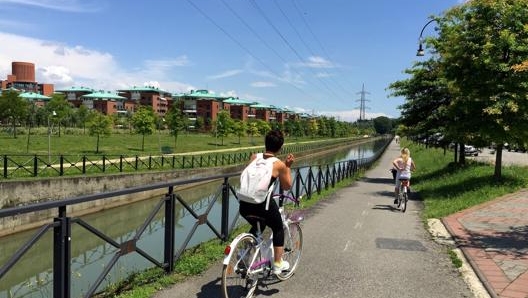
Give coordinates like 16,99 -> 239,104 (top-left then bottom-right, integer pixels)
0,140 -> 386,297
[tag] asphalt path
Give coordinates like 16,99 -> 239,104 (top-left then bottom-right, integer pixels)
153,141 -> 475,298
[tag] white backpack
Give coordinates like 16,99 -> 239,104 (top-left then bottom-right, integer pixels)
237,153 -> 278,209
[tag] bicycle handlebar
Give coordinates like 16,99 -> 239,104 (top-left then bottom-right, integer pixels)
271,193 -> 301,208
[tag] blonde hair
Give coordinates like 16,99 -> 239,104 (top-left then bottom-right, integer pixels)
400,147 -> 410,164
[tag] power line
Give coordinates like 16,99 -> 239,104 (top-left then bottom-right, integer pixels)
249,0 -> 344,102
290,0 -> 356,95
184,0 -> 317,102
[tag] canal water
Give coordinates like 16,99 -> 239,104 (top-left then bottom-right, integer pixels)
0,138 -> 388,297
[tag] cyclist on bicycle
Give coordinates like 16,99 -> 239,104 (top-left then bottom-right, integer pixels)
392,147 -> 416,204
239,130 -> 295,275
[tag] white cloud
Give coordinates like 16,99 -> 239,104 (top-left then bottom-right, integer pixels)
251,81 -> 276,88
0,0 -> 102,12
0,32 -> 194,92
299,56 -> 336,69
207,69 -> 243,80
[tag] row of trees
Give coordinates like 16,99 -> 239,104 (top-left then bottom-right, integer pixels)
0,90 -> 389,153
388,0 -> 528,180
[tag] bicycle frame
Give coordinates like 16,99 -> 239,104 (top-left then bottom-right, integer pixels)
222,193 -> 302,269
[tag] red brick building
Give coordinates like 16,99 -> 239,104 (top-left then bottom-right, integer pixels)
1,61 -> 54,96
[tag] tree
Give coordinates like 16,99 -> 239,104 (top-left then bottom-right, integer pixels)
0,90 -> 29,138
76,104 -> 90,134
372,116 -> 393,135
434,0 -> 528,179
88,111 -> 112,153
388,59 -> 455,147
214,110 -> 232,146
131,106 -> 156,151
165,104 -> 187,150
246,120 -> 259,145
46,94 -> 72,137
232,120 -> 246,144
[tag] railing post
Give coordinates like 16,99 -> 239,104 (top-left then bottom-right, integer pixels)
53,206 -> 71,298
317,166 -> 322,192
120,155 -> 123,172
295,169 -> 301,199
308,168 -> 314,196
164,186 -> 175,273
102,155 -> 106,172
82,156 -> 86,174
60,155 -> 64,176
221,177 -> 230,241
33,155 -> 37,177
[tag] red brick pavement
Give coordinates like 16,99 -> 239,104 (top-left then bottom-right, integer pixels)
442,190 -> 528,298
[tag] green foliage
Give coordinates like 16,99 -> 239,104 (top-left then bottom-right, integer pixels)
372,116 -> 393,134
88,112 -> 113,153
405,141 -> 528,219
131,106 -> 156,151
0,90 -> 29,138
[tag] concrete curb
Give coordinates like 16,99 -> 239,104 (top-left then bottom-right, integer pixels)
427,219 -> 491,298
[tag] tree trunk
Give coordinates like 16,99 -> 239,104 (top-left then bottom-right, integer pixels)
458,143 -> 465,164
494,143 -> 503,181
96,134 -> 100,154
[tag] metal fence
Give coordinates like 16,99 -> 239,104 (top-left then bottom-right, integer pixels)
1,138 -> 357,179
0,137 -> 391,298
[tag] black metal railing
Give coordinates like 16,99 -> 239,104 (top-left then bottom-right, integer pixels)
0,138 -> 391,297
1,138 -> 359,179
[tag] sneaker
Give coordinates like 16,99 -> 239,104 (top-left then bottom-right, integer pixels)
272,260 -> 290,275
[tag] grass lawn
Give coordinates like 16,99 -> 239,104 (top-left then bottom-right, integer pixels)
0,129 -> 321,156
407,142 -> 528,219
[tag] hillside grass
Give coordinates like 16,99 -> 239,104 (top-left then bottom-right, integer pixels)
407,142 -> 528,219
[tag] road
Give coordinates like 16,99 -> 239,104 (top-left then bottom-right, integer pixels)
472,147 -> 528,166
153,141 -> 475,298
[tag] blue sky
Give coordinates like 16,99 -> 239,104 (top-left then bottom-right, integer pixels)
0,0 -> 461,122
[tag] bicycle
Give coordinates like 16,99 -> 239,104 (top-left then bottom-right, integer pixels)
396,178 -> 410,212
221,193 -> 304,298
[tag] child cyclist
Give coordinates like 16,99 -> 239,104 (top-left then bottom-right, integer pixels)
392,147 -> 416,204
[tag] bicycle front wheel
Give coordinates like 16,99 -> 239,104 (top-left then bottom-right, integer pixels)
221,234 -> 258,298
276,222 -> 303,281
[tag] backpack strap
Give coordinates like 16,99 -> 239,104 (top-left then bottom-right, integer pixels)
264,156 -> 279,210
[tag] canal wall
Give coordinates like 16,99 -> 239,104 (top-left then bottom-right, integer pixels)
0,165 -> 243,237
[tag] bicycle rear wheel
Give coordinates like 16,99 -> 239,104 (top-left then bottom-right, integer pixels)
400,188 -> 408,213
276,222 -> 303,281
221,235 -> 259,298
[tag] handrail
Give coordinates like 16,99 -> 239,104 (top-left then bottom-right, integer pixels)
1,138 -> 360,179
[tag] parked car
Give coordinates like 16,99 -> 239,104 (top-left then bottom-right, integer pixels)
464,145 -> 479,156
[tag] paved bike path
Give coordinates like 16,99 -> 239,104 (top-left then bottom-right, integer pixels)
153,140 -> 477,298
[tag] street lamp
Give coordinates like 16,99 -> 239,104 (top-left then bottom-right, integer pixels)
158,117 -> 165,154
417,19 -> 437,56
48,110 -> 56,163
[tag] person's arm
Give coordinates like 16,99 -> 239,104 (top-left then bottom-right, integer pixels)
278,154 -> 294,190
392,158 -> 401,170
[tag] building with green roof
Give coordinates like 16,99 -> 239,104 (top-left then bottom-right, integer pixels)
117,86 -> 172,117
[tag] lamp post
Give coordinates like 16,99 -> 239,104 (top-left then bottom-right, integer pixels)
417,19 -> 437,56
158,117 -> 165,154
48,110 -> 56,163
